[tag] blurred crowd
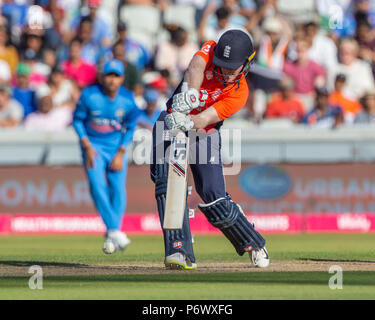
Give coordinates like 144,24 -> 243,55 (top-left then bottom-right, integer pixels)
0,0 -> 375,131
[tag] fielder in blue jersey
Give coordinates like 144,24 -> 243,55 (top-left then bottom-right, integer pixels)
73,59 -> 140,254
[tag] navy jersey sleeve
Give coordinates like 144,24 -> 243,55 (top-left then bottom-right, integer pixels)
120,95 -> 141,148
72,90 -> 89,140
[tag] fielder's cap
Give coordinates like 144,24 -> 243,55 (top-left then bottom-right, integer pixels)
16,62 -> 31,76
103,59 -> 124,76
144,88 -> 159,103
213,29 -> 255,70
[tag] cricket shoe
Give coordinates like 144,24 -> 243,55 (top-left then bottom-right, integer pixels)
249,247 -> 270,268
164,252 -> 197,270
102,230 -> 131,254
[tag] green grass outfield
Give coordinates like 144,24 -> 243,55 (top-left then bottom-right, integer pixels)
0,234 -> 374,299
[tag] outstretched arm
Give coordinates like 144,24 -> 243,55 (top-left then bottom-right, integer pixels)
72,93 -> 89,142
182,54 -> 207,91
72,92 -> 98,169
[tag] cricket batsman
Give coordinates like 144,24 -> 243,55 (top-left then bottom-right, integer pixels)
73,59 -> 140,254
151,30 -> 269,270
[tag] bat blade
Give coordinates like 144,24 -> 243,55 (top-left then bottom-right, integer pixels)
163,131 -> 189,230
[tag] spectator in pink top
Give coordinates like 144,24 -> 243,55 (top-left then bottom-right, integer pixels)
61,38 -> 97,89
283,39 -> 326,111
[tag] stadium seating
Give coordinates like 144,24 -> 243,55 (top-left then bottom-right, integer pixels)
120,5 -> 161,54
259,119 -> 296,129
162,4 -> 197,43
277,0 -> 316,22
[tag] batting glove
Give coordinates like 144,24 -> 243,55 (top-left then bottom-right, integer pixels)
165,112 -> 194,131
171,88 -> 200,114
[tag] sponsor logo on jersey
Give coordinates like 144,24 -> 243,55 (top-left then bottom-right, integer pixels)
211,89 -> 222,101
91,110 -> 101,116
89,122 -> 114,133
88,118 -> 122,133
115,109 -> 125,118
173,240 -> 182,249
199,90 -> 209,107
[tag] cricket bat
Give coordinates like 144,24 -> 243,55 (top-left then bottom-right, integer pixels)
163,131 -> 189,230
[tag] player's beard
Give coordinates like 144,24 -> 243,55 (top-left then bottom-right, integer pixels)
212,66 -> 245,86
103,84 -> 120,98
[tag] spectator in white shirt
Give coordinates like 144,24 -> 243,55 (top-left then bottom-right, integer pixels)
328,38 -> 375,99
48,65 -> 79,109
305,20 -> 338,70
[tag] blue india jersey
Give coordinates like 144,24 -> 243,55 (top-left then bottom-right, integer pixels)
73,84 -> 140,150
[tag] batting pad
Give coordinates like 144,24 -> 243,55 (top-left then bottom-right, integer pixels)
199,196 -> 266,255
154,164 -> 195,262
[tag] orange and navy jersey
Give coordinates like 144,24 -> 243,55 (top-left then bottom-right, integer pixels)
192,41 -> 249,127
167,40 -> 249,130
